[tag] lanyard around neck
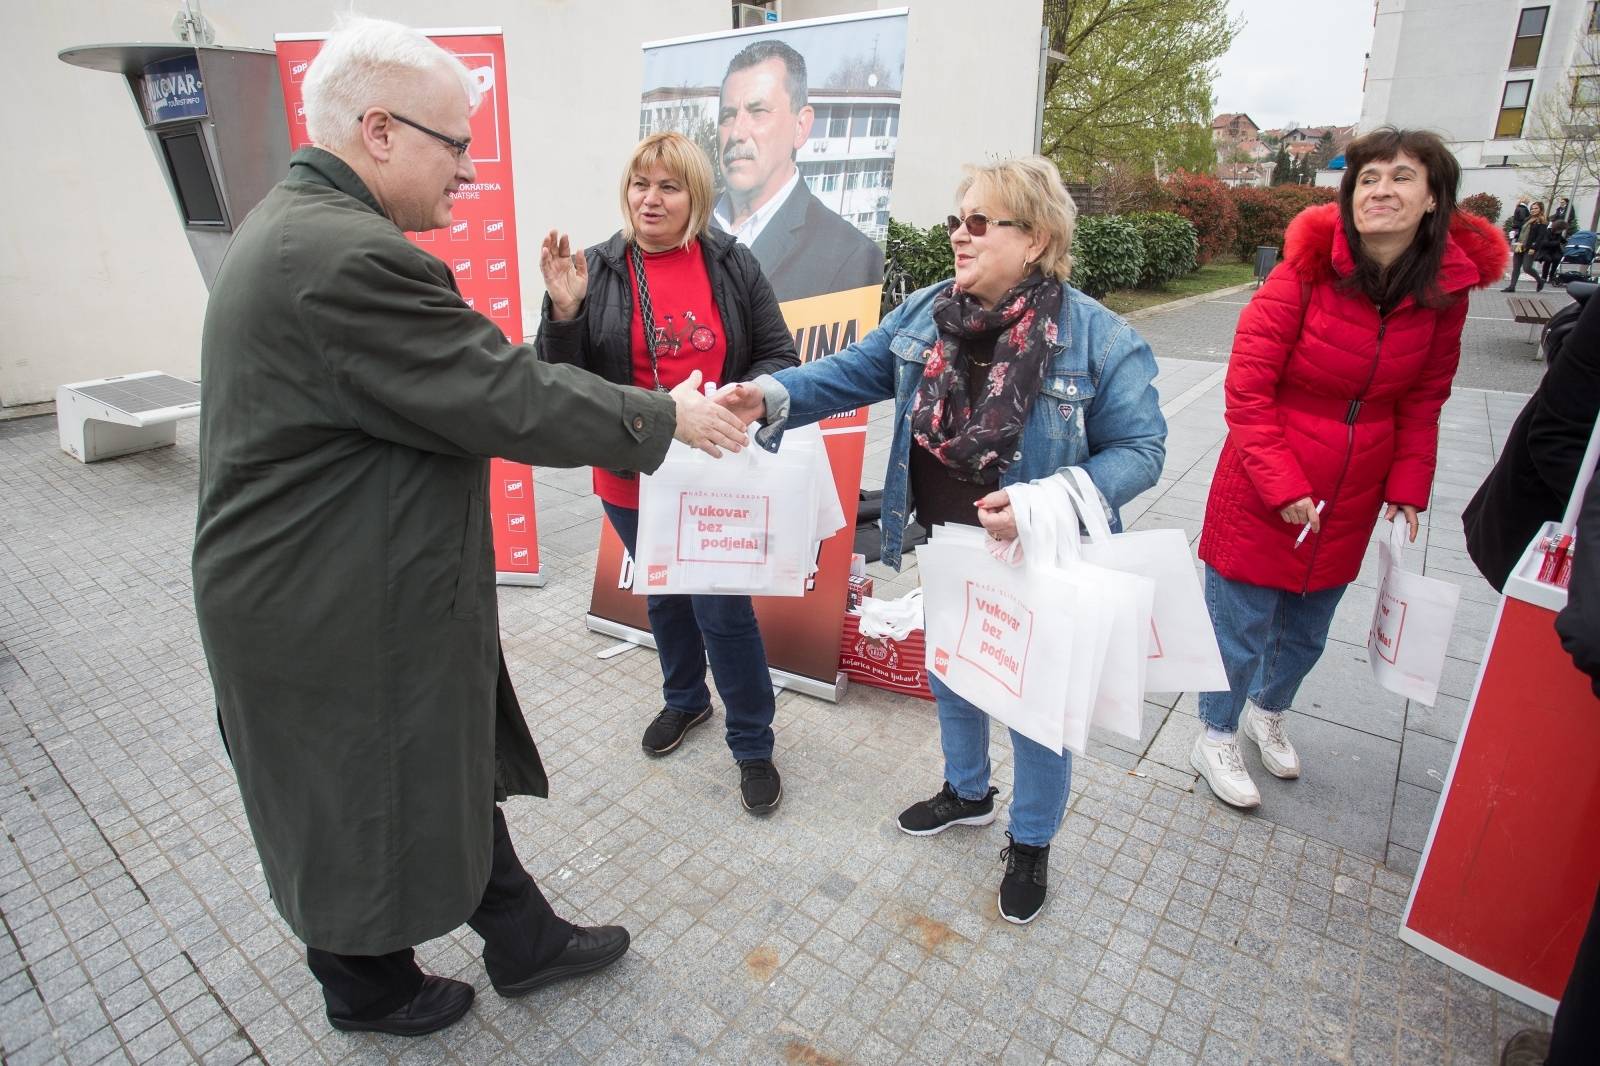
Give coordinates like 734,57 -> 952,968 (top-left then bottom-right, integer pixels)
628,243 -> 679,392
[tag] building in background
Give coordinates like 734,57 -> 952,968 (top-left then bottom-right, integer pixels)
6,0 -> 1041,409
1358,0 -> 1600,219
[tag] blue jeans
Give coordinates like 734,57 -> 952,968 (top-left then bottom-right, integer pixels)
928,675 -> 1072,847
602,501 -> 775,761
1197,566 -> 1348,733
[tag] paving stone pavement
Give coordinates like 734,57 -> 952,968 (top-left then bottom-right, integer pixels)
0,293 -> 1556,1064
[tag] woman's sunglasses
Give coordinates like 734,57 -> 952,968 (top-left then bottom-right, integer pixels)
946,212 -> 1029,237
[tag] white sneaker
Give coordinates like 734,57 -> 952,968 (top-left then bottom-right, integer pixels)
1190,732 -> 1261,809
1242,705 -> 1301,779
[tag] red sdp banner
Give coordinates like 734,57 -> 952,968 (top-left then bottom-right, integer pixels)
274,28 -> 542,585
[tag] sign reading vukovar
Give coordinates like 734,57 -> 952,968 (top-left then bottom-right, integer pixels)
142,56 -> 207,122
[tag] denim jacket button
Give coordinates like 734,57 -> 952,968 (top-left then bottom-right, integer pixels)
1067,384 -> 1078,396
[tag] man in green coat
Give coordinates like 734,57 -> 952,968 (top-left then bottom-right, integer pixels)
191,17 -> 748,1037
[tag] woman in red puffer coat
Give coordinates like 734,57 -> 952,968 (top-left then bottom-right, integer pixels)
1189,128 -> 1507,810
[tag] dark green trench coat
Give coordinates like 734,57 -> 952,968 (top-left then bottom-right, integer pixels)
192,148 -> 676,955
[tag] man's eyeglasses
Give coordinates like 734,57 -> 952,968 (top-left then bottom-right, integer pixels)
359,111 -> 471,161
946,212 -> 1029,237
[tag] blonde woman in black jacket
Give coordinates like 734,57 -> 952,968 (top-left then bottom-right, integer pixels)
536,132 -> 799,814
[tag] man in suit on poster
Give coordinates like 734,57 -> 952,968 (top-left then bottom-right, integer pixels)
713,39 -> 885,303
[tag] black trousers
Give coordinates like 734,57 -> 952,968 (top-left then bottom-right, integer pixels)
1548,878 -> 1600,1065
306,806 -> 573,1020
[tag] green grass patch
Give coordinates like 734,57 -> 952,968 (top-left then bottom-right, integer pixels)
1100,258 -> 1256,315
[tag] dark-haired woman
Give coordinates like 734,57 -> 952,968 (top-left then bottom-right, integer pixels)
1503,200 -> 1549,292
1189,127 -> 1508,809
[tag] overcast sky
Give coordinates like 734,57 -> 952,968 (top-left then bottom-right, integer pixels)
1212,0 -> 1374,131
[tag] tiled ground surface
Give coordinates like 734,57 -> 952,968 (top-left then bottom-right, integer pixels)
1,292 -> 1555,1064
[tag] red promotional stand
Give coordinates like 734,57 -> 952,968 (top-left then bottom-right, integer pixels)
1400,429 -> 1600,1012
274,28 -> 543,587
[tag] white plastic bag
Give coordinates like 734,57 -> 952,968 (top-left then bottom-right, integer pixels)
918,483 -> 1124,756
634,425 -> 832,597
1059,467 -> 1228,695
1368,519 -> 1460,705
1037,475 -> 1154,744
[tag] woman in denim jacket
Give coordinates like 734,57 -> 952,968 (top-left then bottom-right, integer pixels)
720,157 -> 1166,923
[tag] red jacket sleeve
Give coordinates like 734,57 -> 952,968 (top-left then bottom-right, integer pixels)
1224,265 -> 1316,510
1384,296 -> 1467,509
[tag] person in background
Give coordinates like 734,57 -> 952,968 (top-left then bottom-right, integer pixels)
193,18 -> 748,1037
1551,195 -> 1572,232
1503,200 -> 1548,292
1509,195 -> 1531,242
1464,293 -> 1600,589
537,132 -> 799,814
1190,127 -> 1506,810
716,156 -> 1166,924
1537,218 -> 1568,289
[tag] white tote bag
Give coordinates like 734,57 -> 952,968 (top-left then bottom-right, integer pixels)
634,427 -> 821,597
915,480 -> 1126,755
918,501 -> 1106,755
1368,518 -> 1460,705
1059,468 -> 1229,694
1037,476 -> 1155,743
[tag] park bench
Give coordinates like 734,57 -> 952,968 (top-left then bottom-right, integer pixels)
1507,294 -> 1555,344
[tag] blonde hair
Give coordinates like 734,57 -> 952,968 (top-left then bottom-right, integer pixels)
618,133 -> 714,249
956,156 -> 1078,281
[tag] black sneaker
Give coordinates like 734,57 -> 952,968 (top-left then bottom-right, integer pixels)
896,782 -> 998,836
641,705 -> 711,756
738,759 -> 782,814
998,833 -> 1049,925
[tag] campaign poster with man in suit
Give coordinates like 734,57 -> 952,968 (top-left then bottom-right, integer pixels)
582,11 -> 908,695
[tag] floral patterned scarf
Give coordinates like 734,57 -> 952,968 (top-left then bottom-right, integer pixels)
909,272 -> 1061,482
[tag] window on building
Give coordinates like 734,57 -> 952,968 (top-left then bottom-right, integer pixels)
1578,74 -> 1600,106
870,106 -> 890,137
851,107 -> 869,137
844,161 -> 862,191
889,108 -> 900,136
820,161 -> 844,192
1510,7 -> 1549,68
800,161 -> 824,192
1496,79 -> 1534,137
828,107 -> 848,138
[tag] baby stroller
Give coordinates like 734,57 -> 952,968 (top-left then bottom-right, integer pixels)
1554,230 -> 1597,285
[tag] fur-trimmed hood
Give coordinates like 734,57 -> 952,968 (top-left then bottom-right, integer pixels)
1282,201 -> 1509,293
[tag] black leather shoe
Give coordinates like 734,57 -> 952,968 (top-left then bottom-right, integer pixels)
739,758 -> 782,814
492,925 -> 630,998
641,705 -> 712,756
327,975 -> 474,1036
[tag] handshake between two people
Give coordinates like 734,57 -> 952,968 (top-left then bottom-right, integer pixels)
670,377 -> 768,458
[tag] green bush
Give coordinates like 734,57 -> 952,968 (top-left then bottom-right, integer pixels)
883,219 -> 952,309
1458,192 -> 1502,225
1071,215 -> 1145,298
1126,212 -> 1198,287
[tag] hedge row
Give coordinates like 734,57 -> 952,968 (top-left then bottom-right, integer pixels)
884,212 -> 1199,303
883,174 -> 1349,305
